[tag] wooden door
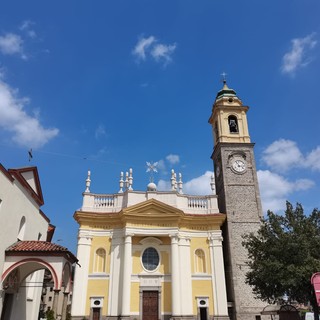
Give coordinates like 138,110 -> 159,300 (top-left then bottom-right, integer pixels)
92,307 -> 100,320
143,291 -> 159,320
200,307 -> 207,320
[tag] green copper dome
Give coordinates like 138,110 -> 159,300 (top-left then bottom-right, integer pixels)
216,80 -> 237,99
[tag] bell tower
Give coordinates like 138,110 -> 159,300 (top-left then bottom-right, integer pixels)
209,81 -> 264,320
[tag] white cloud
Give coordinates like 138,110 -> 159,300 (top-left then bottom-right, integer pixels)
0,33 -> 26,59
262,139 -> 320,172
183,171 -> 214,195
156,159 -> 166,172
0,77 -> 59,148
151,43 -> 177,65
281,33 -> 317,75
257,170 -> 314,213
20,20 -> 37,39
305,146 -> 320,171
262,139 -> 303,172
132,36 -> 156,60
95,124 -> 107,139
166,154 -> 180,165
157,171 -> 214,195
132,35 -> 176,65
157,179 -> 171,191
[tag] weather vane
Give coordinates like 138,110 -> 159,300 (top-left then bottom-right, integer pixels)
146,161 -> 158,182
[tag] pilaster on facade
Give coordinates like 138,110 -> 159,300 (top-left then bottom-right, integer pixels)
170,234 -> 181,316
121,234 -> 133,317
108,234 -> 123,316
179,236 -> 193,316
71,231 -> 92,317
208,232 -> 229,319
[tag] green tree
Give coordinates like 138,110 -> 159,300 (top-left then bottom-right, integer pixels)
46,309 -> 55,320
242,202 -> 320,319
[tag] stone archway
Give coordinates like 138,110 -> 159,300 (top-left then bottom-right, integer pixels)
1,241 -> 78,320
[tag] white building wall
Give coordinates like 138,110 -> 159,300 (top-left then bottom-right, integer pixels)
0,168 -> 49,319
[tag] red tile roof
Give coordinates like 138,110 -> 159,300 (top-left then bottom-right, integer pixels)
6,241 -> 78,263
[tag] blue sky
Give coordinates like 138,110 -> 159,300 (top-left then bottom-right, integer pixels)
1,0 -> 319,253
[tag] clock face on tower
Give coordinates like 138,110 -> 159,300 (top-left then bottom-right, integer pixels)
231,158 -> 246,173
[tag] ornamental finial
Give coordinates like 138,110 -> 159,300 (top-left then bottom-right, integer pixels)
85,170 -> 91,193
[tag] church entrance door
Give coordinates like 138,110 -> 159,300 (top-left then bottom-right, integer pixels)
92,307 -> 100,320
142,291 -> 159,320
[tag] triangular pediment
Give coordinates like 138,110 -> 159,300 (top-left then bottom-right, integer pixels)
8,167 -> 44,206
122,198 -> 184,218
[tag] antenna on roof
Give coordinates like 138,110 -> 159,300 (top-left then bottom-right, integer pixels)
28,149 -> 33,162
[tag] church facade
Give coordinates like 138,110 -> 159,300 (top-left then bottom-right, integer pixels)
71,82 -> 264,320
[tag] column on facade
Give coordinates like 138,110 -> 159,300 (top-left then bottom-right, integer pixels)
179,237 -> 193,316
108,235 -> 122,316
170,234 -> 181,317
61,292 -> 69,320
209,233 -> 228,317
71,232 -> 92,317
52,289 -> 60,317
121,234 -> 133,317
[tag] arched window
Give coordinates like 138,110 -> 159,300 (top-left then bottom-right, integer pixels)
195,249 -> 206,273
94,248 -> 106,273
228,115 -> 239,133
17,216 -> 26,240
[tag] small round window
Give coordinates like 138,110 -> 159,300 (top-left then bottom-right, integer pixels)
142,247 -> 160,271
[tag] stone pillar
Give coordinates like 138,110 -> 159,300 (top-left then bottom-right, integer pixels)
179,237 -> 193,316
61,292 -> 69,320
170,234 -> 181,317
108,235 -> 123,317
52,289 -> 60,318
121,234 -> 132,319
209,233 -> 229,319
71,232 -> 92,318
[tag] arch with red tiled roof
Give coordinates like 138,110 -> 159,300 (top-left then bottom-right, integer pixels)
1,241 -> 78,292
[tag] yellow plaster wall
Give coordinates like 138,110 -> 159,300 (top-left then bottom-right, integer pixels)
132,236 -> 144,245
86,279 -> 109,315
162,282 -> 172,312
130,282 -> 140,312
190,238 -> 212,274
132,250 -> 142,274
192,280 -> 213,315
132,236 -> 170,245
158,236 -> 171,245
161,251 -> 169,274
89,236 -> 112,274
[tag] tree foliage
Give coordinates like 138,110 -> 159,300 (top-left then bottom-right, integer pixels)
243,202 -> 320,310
46,309 -> 55,320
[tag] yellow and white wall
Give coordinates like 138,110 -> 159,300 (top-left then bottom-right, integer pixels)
72,195 -> 229,320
